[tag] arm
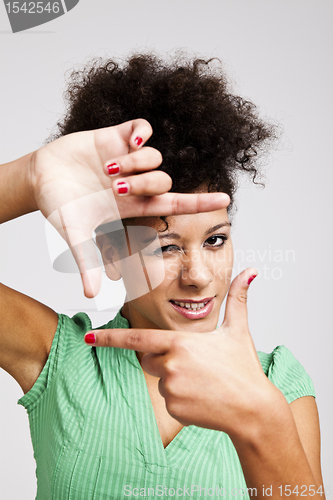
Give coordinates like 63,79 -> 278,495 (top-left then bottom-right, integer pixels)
0,152 -> 37,223
86,268 -> 325,498
0,283 -> 59,394
290,397 -> 324,490
0,152 -> 59,393
229,394 -> 325,499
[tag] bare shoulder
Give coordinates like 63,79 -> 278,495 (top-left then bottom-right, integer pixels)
289,396 -> 325,489
0,282 -> 59,394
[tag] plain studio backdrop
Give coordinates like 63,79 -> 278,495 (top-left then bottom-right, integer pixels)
0,1 -> 332,497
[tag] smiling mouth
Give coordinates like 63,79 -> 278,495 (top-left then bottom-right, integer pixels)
169,298 -> 215,319
170,300 -> 209,310
170,297 -> 215,310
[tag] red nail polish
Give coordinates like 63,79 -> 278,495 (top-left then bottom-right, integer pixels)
107,162 -> 120,175
117,181 -> 129,195
134,136 -> 143,147
247,275 -> 257,286
85,333 -> 96,344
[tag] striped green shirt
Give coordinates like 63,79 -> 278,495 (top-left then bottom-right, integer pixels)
18,311 -> 316,499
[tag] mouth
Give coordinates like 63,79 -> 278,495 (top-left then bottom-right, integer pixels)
169,297 -> 215,319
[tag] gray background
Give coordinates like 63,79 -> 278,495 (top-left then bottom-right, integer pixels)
0,0 -> 332,497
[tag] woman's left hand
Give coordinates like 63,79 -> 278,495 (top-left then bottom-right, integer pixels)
84,267 -> 285,437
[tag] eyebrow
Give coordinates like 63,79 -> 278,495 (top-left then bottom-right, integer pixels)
143,222 -> 232,242
203,222 -> 232,236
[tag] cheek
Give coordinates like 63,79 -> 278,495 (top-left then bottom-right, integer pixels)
161,256 -> 182,283
121,254 -> 179,300
214,245 -> 233,283
145,254 -> 182,285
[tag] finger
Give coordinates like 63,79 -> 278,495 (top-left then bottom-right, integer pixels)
84,328 -> 174,352
116,118 -> 153,149
77,245 -> 102,299
65,234 -> 102,298
117,191 -> 230,217
52,240 -> 102,298
145,192 -> 231,215
113,171 -> 172,197
222,267 -> 258,330
93,119 -> 153,164
104,147 -> 162,177
52,236 -> 102,299
50,206 -> 102,298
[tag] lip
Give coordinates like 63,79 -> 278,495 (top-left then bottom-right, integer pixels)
170,297 -> 215,319
171,297 -> 215,304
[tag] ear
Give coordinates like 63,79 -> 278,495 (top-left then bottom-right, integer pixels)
96,233 -> 122,281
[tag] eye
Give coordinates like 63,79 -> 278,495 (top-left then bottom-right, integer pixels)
142,244 -> 180,257
160,245 -> 180,253
204,234 -> 228,247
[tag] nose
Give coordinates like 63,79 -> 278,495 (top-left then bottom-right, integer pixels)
180,250 -> 213,289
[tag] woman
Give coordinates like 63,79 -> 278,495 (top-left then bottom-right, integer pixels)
0,54 -> 325,498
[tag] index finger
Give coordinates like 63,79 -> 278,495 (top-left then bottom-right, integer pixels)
84,328 -> 174,353
139,192 -> 231,217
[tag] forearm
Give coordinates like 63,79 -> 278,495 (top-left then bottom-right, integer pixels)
230,393 -> 325,500
0,151 -> 38,223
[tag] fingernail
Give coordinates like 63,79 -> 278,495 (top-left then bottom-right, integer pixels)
134,136 -> 143,147
85,333 -> 96,345
117,181 -> 129,195
107,162 -> 120,176
247,275 -> 257,286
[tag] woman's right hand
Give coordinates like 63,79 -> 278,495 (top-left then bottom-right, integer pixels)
30,119 -> 230,297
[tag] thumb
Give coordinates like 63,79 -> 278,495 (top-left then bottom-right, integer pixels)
47,208 -> 102,298
222,268 -> 258,329
53,230 -> 102,298
69,237 -> 102,298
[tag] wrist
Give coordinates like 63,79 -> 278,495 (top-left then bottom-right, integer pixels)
27,150 -> 39,211
228,382 -> 294,448
0,151 -> 38,223
227,389 -> 320,493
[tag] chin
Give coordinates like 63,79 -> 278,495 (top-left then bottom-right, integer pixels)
172,317 -> 217,333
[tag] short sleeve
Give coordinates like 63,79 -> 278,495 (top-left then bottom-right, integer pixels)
257,345 -> 316,404
18,312 -> 92,412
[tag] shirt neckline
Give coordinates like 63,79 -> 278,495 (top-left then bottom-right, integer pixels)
109,309 -> 206,467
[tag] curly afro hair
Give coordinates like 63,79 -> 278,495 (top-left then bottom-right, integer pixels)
50,52 -> 277,214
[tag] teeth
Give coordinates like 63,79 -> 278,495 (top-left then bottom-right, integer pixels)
173,301 -> 208,310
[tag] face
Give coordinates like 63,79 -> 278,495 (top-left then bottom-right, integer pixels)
100,208 -> 233,333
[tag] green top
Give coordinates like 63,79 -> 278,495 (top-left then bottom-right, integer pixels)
18,311 -> 316,500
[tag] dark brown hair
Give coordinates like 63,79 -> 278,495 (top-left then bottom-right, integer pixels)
50,52 -> 277,215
